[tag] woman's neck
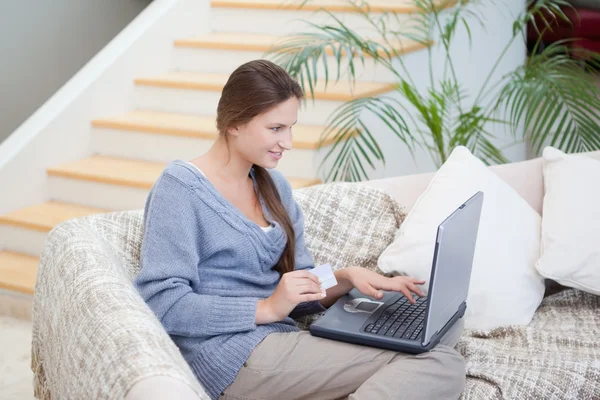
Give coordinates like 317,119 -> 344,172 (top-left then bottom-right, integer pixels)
204,139 -> 253,185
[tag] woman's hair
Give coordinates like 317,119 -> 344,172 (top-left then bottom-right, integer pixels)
216,59 -> 304,276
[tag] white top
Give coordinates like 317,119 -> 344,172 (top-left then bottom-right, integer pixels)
186,161 -> 273,232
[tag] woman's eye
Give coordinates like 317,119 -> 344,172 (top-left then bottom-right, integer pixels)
271,127 -> 280,132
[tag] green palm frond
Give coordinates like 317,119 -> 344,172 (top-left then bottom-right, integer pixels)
265,0 -> 439,100
518,0 -> 572,38
497,41 -> 600,154
266,0 -> 600,181
453,107 -> 509,165
316,95 -> 417,181
398,79 -> 453,164
266,12 -> 396,101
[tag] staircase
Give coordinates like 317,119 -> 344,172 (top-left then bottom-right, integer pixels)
0,0 -> 430,301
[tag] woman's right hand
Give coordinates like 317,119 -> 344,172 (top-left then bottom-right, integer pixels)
256,270 -> 325,324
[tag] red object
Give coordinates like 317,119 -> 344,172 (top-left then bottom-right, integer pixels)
527,6 -> 600,57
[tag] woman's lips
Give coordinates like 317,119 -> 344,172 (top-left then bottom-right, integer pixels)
269,151 -> 282,160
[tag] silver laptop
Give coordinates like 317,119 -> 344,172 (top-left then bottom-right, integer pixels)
309,191 -> 483,354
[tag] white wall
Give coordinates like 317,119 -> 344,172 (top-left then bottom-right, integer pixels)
0,0 -> 152,145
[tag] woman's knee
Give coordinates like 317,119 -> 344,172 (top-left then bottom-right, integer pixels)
428,345 -> 466,397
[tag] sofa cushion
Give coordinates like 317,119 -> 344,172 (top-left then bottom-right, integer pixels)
377,146 -> 545,330
293,182 -> 406,274
535,146 -> 600,295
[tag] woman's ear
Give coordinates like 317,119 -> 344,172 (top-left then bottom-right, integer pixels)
227,125 -> 240,137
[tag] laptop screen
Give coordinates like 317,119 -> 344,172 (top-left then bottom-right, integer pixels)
421,192 -> 483,346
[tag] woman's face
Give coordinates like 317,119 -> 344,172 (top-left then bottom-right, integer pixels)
229,97 -> 299,169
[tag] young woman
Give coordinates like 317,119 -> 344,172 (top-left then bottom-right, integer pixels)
134,59 -> 466,400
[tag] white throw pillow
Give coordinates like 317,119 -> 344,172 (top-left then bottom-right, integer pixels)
535,146 -> 600,295
377,146 -> 545,330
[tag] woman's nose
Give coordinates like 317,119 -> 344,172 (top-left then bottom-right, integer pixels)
278,131 -> 293,151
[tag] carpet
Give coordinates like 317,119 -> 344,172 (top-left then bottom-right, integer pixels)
0,316 -> 35,399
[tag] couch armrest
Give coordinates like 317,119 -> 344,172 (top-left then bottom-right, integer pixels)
31,215 -> 210,400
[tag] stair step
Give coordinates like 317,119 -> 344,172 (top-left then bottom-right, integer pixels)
0,201 -> 110,232
134,72 -> 397,102
0,251 -> 38,295
47,156 -> 321,189
174,32 -> 427,58
92,110 -> 350,150
211,0 -> 453,13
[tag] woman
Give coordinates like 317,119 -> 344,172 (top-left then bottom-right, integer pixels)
133,59 -> 466,400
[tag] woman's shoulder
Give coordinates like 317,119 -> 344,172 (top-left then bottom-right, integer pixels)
162,159 -> 205,186
146,160 -> 212,208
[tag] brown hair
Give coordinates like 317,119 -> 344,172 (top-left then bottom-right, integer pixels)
216,59 -> 304,276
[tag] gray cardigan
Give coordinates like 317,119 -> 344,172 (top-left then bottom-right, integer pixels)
133,160 -> 325,399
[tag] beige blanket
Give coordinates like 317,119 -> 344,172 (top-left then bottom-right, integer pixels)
458,288 -> 600,399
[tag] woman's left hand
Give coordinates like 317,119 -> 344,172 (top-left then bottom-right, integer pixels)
342,266 -> 426,304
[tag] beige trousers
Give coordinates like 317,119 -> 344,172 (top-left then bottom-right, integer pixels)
219,319 -> 466,400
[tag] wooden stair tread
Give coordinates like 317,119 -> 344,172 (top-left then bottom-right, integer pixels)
47,156 -> 169,190
47,156 -> 321,189
0,251 -> 38,295
0,201 -> 110,232
211,0 -> 456,13
92,110 -> 348,149
174,32 -> 428,57
135,72 -> 397,101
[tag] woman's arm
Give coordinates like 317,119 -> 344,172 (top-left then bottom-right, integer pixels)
321,266 -> 427,307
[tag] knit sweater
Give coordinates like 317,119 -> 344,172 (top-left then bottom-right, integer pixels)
133,160 -> 326,399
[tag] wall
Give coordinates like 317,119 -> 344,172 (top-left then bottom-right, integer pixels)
0,0 -> 152,144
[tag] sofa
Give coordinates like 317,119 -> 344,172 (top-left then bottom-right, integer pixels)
30,150 -> 600,400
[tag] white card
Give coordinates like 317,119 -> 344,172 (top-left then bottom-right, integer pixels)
310,263 -> 338,290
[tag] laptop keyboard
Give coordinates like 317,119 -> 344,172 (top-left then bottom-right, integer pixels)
363,296 -> 427,340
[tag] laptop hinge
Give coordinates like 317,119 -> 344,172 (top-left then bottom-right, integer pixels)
421,331 -> 437,347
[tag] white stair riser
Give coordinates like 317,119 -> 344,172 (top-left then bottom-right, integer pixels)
171,47 -> 399,83
0,226 -> 46,257
132,86 -> 348,126
210,8 -> 415,37
91,129 -> 323,179
48,177 -> 149,211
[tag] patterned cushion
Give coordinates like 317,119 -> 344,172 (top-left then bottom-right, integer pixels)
294,182 -> 406,273
292,183 -> 406,330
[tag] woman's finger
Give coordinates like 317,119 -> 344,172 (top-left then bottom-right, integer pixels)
300,270 -> 322,285
407,282 -> 425,297
363,284 -> 383,300
296,281 -> 323,295
299,293 -> 326,302
398,286 -> 416,304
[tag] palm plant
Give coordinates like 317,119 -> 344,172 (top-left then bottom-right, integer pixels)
266,0 -> 600,182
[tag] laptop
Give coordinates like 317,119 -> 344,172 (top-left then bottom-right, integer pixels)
309,191 -> 484,354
